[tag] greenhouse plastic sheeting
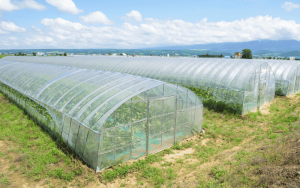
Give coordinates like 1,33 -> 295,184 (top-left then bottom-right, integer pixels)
266,60 -> 300,96
3,56 -> 276,114
0,60 -> 203,171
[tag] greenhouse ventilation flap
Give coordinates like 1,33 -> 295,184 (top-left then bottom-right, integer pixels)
0,60 -> 203,171
3,56 -> 276,114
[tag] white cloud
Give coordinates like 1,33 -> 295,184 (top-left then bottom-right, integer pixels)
80,11 -> 114,25
0,0 -> 20,11
31,25 -> 42,32
9,36 -> 17,41
0,0 -> 45,11
2,15 -> 300,49
121,10 -> 142,22
0,21 -> 26,32
46,0 -> 83,14
282,2 -> 300,11
16,0 -> 46,11
41,17 -> 87,30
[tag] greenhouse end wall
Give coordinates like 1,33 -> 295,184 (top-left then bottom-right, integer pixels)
97,86 -> 203,170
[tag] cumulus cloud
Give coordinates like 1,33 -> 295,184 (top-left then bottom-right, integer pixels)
41,17 -> 87,30
80,11 -> 114,25
2,15 -> 300,49
16,0 -> 46,11
46,0 -> 83,14
0,0 -> 46,11
0,0 -> 19,11
282,2 -> 300,11
121,10 -> 142,22
0,21 -> 26,32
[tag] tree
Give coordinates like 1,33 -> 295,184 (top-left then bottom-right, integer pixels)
242,49 -> 252,59
32,52 -> 36,56
64,52 -> 67,56
220,54 -> 223,58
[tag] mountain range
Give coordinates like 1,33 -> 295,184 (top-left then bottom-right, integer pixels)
143,40 -> 300,54
1,40 -> 300,57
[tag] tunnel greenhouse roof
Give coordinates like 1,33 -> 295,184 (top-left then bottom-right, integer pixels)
3,56 -> 274,92
267,60 -> 300,82
0,60 -> 199,133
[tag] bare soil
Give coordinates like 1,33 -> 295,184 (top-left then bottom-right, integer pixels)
254,135 -> 300,188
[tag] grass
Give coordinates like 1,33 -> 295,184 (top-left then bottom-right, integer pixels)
0,92 -> 300,187
0,173 -> 10,188
0,93 -> 92,187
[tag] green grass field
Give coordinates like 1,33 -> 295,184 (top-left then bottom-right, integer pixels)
0,92 -> 300,187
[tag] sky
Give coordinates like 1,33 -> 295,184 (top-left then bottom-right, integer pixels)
0,0 -> 300,49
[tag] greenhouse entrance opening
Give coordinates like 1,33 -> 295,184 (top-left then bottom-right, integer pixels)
147,95 -> 177,155
258,82 -> 266,110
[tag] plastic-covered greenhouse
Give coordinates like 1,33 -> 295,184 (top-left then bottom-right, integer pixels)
3,56 -> 276,114
266,60 -> 300,96
0,60 -> 203,171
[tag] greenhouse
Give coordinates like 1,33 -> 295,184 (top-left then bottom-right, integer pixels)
266,60 -> 300,96
0,60 -> 203,171
3,56 -> 276,114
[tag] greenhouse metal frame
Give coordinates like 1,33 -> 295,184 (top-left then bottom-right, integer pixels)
0,60 -> 203,171
3,56 -> 276,114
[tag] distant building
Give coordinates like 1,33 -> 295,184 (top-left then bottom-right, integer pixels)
37,52 -> 44,56
224,56 -> 231,59
290,57 -> 295,60
167,54 -> 169,57
234,52 -> 241,59
67,53 -> 74,56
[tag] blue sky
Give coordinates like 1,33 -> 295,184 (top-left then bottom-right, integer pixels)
0,0 -> 300,49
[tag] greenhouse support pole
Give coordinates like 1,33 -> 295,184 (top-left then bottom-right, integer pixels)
146,100 -> 150,155
174,96 -> 178,144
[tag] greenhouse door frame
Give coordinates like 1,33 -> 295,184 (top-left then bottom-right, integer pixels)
256,66 -> 267,111
145,95 -> 178,156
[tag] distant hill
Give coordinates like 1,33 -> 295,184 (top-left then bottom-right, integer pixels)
142,40 -> 300,53
1,40 -> 300,57
280,50 -> 300,57
0,49 -> 232,57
